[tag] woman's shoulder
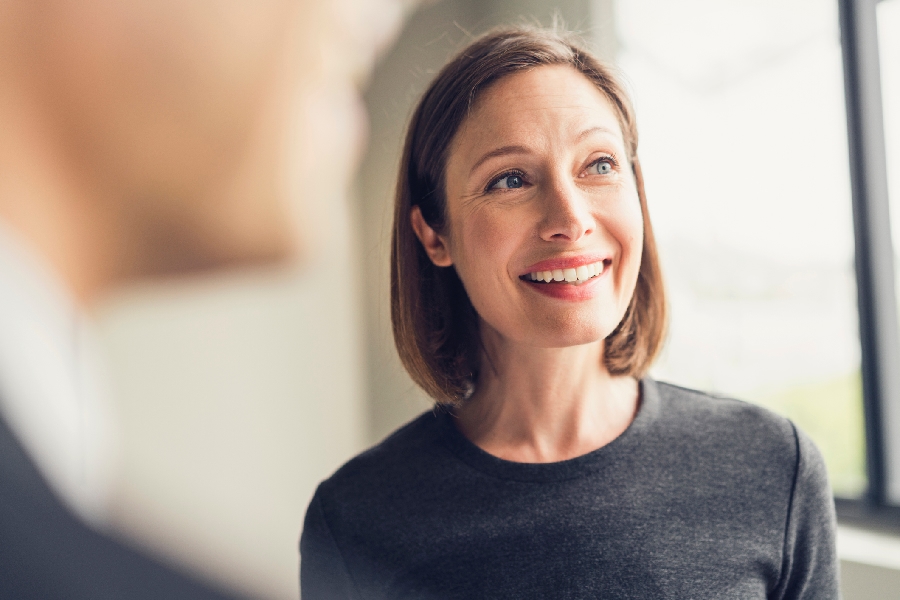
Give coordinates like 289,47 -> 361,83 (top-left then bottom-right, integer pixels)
650,379 -> 796,438
646,378 -> 824,485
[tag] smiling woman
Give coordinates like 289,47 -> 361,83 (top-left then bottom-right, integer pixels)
300,27 -> 838,599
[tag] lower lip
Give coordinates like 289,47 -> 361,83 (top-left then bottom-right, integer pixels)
521,270 -> 606,301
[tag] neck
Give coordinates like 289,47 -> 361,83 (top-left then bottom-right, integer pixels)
455,324 -> 639,463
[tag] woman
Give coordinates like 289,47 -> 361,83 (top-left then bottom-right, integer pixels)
301,27 -> 837,599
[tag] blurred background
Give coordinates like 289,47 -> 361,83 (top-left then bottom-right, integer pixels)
90,0 -> 900,598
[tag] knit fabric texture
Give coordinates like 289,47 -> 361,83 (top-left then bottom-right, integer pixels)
301,379 -> 838,599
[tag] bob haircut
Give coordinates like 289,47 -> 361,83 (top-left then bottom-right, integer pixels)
391,26 -> 666,404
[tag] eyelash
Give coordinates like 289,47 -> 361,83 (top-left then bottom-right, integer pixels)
485,169 -> 527,193
483,154 -> 620,193
589,154 -> 619,171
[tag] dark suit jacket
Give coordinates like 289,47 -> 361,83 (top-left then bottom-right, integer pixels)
0,413 -> 243,599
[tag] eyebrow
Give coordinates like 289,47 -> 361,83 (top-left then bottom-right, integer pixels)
576,126 -> 616,142
467,127 -> 618,176
469,145 -> 531,176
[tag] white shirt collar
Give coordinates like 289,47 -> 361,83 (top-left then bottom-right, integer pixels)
0,219 -> 118,525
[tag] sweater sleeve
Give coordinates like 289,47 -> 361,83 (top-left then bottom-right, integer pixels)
770,423 -> 840,600
300,486 -> 357,600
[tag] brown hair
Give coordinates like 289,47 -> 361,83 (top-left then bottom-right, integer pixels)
391,26 -> 666,404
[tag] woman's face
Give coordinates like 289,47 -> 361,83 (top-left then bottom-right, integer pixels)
420,65 -> 644,350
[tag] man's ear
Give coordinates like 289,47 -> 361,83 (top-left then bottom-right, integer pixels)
410,206 -> 452,267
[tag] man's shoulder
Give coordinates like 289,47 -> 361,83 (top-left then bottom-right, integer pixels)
0,413 -> 240,600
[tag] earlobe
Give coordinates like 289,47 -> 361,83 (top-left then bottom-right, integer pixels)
410,206 -> 453,267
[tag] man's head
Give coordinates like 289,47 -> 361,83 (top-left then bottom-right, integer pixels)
0,0 -> 405,302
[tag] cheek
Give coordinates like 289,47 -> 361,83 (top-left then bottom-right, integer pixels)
448,207 -> 525,308
621,203 -> 645,260
608,192 -> 645,292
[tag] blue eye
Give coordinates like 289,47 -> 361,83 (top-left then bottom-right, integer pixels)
591,159 -> 613,175
490,173 -> 525,190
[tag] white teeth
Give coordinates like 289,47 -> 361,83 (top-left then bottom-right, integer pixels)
526,260 -> 606,284
575,265 -> 589,280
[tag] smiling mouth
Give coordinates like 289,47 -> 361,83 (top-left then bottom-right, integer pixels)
520,259 -> 610,285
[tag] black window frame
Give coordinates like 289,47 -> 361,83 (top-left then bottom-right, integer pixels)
837,0 -> 900,529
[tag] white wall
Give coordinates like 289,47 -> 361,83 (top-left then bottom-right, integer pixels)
96,190 -> 365,599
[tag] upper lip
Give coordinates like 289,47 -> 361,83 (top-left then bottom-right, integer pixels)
520,254 -> 610,276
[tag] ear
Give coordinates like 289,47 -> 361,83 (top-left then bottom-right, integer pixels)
410,206 -> 453,267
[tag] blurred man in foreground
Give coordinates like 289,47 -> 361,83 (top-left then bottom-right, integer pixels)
0,0 -> 406,597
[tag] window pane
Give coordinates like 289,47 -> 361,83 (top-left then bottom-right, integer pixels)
882,0 -> 900,335
882,0 -> 900,221
617,0 -> 866,497
879,0 -> 900,504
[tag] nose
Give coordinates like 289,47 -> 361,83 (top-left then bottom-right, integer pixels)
538,179 -> 595,243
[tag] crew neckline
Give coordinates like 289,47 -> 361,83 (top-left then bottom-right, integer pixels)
437,377 -> 661,483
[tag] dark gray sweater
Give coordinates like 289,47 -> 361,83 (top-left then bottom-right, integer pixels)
300,379 -> 838,599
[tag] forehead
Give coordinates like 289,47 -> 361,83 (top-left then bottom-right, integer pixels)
451,64 -> 625,158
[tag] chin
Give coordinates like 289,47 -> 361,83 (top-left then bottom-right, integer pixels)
525,318 -> 616,349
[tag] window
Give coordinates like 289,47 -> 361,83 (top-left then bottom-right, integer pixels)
881,0 -> 900,501
617,0 -> 866,498
838,0 -> 900,514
